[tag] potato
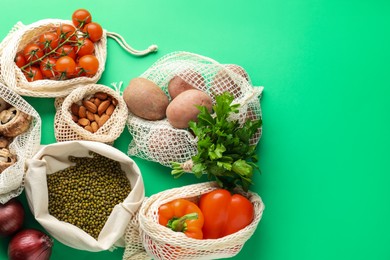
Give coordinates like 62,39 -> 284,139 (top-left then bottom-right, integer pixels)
210,64 -> 249,99
168,70 -> 205,99
166,89 -> 212,129
123,77 -> 169,120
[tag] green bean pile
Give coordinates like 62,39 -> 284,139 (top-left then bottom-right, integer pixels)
47,152 -> 132,239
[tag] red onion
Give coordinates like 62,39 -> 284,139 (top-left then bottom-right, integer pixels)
0,199 -> 25,237
8,229 -> 53,260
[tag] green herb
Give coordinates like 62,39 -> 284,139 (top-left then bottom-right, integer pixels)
172,92 -> 262,191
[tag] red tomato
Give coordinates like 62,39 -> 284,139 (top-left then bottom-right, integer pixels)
75,38 -> 95,57
82,22 -> 103,42
23,44 -> 44,63
78,55 -> 99,76
55,45 -> 76,60
56,24 -> 77,42
40,57 -> 57,79
73,66 -> 86,78
55,56 -> 76,78
24,67 -> 43,82
38,32 -> 59,53
14,53 -> 26,68
72,9 -> 92,28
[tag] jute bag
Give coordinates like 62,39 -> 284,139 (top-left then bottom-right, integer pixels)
0,19 -> 157,97
123,182 -> 265,260
54,83 -> 128,143
126,51 -> 263,169
0,82 -> 41,204
24,141 -> 145,251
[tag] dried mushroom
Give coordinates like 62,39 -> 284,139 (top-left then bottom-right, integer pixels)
0,148 -> 16,173
0,136 -> 11,148
0,107 -> 32,137
0,97 -> 11,113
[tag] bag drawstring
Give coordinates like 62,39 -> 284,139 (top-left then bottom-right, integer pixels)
107,31 -> 158,56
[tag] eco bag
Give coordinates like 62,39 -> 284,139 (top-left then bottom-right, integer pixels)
24,141 -> 145,251
126,51 -> 263,169
0,19 -> 157,97
123,181 -> 264,260
54,83 -> 128,143
0,82 -> 41,204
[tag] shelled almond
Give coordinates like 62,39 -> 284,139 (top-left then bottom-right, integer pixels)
70,92 -> 117,133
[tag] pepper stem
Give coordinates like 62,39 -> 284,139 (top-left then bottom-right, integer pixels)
167,213 -> 198,232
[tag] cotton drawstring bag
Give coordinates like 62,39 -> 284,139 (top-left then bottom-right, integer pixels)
24,141 -> 145,251
54,83 -> 128,143
123,181 -> 265,260
0,82 -> 41,204
0,19 -> 157,97
126,51 -> 263,169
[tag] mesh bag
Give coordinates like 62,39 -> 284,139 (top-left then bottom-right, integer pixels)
123,181 -> 265,260
54,83 -> 128,144
126,51 -> 263,169
0,82 -> 41,204
0,19 -> 157,98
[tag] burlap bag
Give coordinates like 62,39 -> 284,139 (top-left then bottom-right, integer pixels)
54,83 -> 128,144
0,19 -> 157,98
126,51 -> 263,169
24,141 -> 145,251
123,181 -> 264,260
0,82 -> 41,204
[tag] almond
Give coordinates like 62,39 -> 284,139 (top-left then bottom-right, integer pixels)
78,118 -> 90,126
106,104 -> 116,116
94,97 -> 102,107
84,125 -> 93,133
98,114 -> 110,127
71,103 -> 79,115
94,114 -> 100,122
98,100 -> 110,116
78,106 -> 87,118
86,111 -> 95,121
72,114 -> 79,123
83,100 -> 97,114
91,121 -> 99,133
94,92 -> 108,100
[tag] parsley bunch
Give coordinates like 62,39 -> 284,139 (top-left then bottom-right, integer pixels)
171,92 -> 262,191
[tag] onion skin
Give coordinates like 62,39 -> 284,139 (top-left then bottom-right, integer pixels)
8,229 -> 53,260
0,199 -> 25,237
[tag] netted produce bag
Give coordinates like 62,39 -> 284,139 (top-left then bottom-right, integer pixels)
126,51 -> 263,168
54,83 -> 128,143
0,18 -> 157,97
123,181 -> 264,260
24,141 -> 145,251
0,83 -> 41,204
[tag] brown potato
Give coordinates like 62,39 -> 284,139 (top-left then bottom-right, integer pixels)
123,77 -> 169,120
210,64 -> 249,99
166,89 -> 213,129
168,70 -> 205,99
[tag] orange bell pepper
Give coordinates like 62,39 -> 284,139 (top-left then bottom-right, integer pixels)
158,198 -> 204,239
199,189 -> 254,239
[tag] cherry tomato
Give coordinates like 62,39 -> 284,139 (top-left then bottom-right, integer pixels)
14,53 -> 26,68
40,57 -> 57,79
72,9 -> 92,28
75,38 -> 95,57
23,44 -> 44,63
38,32 -> 59,53
24,66 -> 43,82
56,24 -> 77,43
55,56 -> 76,78
55,45 -> 76,60
73,66 -> 86,78
82,22 -> 103,42
78,55 -> 99,76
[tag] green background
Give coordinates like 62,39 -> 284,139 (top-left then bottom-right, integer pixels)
1,0 -> 389,259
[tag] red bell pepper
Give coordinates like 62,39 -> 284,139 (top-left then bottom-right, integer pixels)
199,189 -> 254,239
158,198 -> 204,239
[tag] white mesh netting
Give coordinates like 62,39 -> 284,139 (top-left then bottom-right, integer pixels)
54,83 -> 128,144
0,83 -> 41,204
123,181 -> 265,260
0,19 -> 107,98
126,51 -> 263,169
